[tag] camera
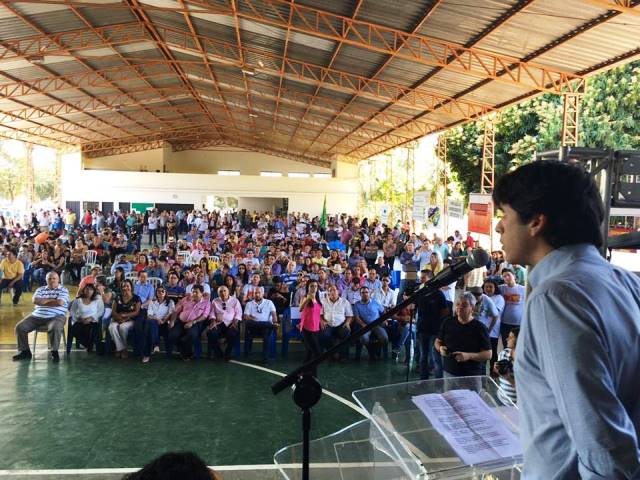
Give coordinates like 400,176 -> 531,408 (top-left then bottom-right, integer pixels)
495,358 -> 513,376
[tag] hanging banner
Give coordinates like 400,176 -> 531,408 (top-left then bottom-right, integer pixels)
428,206 -> 441,227
412,191 -> 429,221
448,199 -> 464,219
468,193 -> 493,235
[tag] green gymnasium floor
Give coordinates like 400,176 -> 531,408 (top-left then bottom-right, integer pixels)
0,296 -> 420,473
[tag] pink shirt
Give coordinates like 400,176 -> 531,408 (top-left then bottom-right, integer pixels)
300,302 -> 322,332
210,297 -> 242,326
176,298 -> 211,323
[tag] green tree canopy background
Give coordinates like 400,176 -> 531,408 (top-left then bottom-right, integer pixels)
445,61 -> 640,197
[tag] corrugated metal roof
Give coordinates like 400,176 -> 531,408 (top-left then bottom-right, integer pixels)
0,0 -> 638,164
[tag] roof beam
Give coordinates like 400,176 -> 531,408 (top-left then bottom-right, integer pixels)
12,0 -> 585,93
345,0 -> 537,158
0,60 -> 442,134
0,2 -> 152,138
173,139 -> 332,168
350,0 -> 635,159
68,4 -> 193,128
299,0 -> 443,157
199,0 -> 584,93
284,0 -> 366,148
177,0 -> 239,132
83,126 -> 332,166
0,86 -> 193,124
124,0 -> 228,138
585,0 -> 640,14
0,22 -> 494,119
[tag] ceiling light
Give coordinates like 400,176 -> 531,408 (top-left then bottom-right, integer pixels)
257,60 -> 265,68
241,66 -> 255,75
249,113 -> 258,118
29,55 -> 45,64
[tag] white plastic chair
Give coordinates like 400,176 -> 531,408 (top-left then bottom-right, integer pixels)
84,250 -> 98,265
32,318 -> 67,355
125,272 -> 139,281
177,251 -> 191,266
148,277 -> 163,289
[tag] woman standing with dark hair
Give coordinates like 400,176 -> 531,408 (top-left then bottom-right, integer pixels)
299,279 -> 322,370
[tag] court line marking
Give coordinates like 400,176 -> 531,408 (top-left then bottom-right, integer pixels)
0,351 -> 367,416
0,354 -> 369,476
0,462 -> 394,475
229,360 -> 368,417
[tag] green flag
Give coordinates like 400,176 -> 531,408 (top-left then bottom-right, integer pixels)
320,195 -> 327,229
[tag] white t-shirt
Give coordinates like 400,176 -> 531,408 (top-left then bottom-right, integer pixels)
245,299 -> 276,323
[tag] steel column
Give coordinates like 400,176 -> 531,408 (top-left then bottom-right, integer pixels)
480,119 -> 496,195
436,134 -> 449,235
561,92 -> 582,147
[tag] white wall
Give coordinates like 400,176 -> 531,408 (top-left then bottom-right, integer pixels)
167,147 -> 331,175
62,158 -> 358,216
82,145 -> 333,176
237,197 -> 284,213
83,148 -> 164,172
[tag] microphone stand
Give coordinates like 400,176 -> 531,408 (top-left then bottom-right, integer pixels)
406,306 -> 416,384
272,279 -> 446,480
271,250 -> 489,480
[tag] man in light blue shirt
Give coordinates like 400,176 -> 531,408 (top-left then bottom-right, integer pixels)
493,161 -> 640,479
110,254 -> 132,274
353,287 -> 387,361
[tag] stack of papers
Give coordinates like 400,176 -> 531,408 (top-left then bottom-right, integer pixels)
412,389 -> 522,466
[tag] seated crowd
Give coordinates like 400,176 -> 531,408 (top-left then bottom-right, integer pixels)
1,208 -> 523,401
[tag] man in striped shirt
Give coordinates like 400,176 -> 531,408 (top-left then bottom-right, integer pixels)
13,271 -> 69,363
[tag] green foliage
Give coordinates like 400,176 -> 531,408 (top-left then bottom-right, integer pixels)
0,148 -> 26,202
444,60 -> 640,197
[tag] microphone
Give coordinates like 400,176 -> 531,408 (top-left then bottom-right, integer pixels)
417,248 -> 490,292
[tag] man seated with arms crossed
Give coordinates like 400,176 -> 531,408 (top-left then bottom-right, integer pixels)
320,285 -> 353,361
13,271 -> 69,362
207,286 -> 242,361
243,288 -> 278,364
169,285 -> 210,361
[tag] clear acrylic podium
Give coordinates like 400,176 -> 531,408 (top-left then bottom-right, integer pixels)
274,376 -> 522,480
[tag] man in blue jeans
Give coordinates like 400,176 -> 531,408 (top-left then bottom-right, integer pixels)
415,270 -> 450,380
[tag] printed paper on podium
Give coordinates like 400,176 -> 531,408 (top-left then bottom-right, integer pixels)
412,389 -> 522,466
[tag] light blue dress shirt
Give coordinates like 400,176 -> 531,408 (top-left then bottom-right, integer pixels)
516,243 -> 640,479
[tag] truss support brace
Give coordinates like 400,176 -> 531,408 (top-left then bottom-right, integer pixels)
436,134 -> 449,235
561,92 -> 583,147
480,118 -> 496,195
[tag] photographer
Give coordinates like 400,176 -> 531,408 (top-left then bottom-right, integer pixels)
494,327 -> 518,406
